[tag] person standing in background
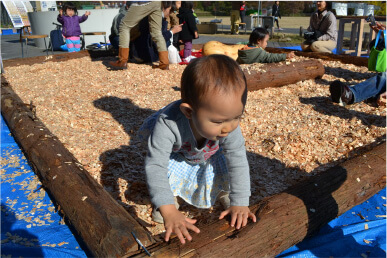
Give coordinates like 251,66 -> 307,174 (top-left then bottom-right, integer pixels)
272,1 -> 283,31
168,1 -> 181,51
239,1 -> 246,30
230,1 -> 241,35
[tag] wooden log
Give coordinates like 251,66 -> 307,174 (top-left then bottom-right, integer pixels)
134,142 -> 386,257
243,59 -> 325,91
266,47 -> 368,67
1,76 -> 154,257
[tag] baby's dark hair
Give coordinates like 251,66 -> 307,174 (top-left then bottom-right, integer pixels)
62,2 -> 78,16
181,1 -> 194,10
181,55 -> 247,109
249,28 -> 269,45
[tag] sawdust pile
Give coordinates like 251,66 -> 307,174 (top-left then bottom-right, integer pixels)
3,56 -> 385,236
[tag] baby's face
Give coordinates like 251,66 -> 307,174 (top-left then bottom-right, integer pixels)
190,88 -> 245,142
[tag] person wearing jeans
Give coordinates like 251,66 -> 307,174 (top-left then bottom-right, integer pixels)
330,72 -> 386,106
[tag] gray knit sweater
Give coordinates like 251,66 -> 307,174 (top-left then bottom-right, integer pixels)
145,100 -> 251,209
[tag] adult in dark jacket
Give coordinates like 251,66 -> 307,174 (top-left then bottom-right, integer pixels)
177,1 -> 198,59
272,1 -> 282,30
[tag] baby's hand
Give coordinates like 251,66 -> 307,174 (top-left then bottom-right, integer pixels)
159,204 -> 200,244
219,206 -> 256,229
286,51 -> 296,59
85,11 -> 91,16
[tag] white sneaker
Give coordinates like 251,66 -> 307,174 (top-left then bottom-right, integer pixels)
279,28 -> 284,31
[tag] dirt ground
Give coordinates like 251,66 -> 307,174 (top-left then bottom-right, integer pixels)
3,50 -> 385,237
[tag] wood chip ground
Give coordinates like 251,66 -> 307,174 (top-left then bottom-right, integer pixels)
3,56 -> 386,236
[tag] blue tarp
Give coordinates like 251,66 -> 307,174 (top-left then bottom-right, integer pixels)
1,115 -> 87,257
1,110 -> 385,258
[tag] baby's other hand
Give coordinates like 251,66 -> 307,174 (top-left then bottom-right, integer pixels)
286,51 -> 296,59
85,11 -> 91,16
159,204 -> 200,244
219,206 -> 256,229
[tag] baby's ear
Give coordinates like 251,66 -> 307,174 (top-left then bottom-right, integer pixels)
180,103 -> 193,119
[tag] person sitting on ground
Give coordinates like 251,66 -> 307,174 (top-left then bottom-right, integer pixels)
161,1 -> 183,64
330,72 -> 386,107
301,1 -> 337,53
237,28 -> 295,64
330,22 -> 386,107
168,1 -> 182,51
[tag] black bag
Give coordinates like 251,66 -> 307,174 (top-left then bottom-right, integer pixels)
50,29 -> 65,51
304,12 -> 330,44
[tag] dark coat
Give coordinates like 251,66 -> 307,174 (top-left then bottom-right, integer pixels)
161,18 -> 172,48
177,7 -> 197,41
272,4 -> 281,18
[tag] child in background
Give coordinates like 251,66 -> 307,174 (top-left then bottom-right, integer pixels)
237,28 -> 295,64
138,55 -> 256,244
57,2 -> 90,52
169,1 -> 182,51
178,1 -> 199,62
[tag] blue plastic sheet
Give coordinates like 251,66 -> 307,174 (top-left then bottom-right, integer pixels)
278,187 -> 386,257
1,115 -> 87,258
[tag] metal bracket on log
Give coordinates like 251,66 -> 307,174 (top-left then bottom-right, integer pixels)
243,59 -> 325,91
1,76 -> 154,257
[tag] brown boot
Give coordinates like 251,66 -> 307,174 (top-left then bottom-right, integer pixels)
153,51 -> 169,70
108,48 -> 129,70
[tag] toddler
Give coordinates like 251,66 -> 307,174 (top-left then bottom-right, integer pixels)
178,1 -> 199,62
138,55 -> 256,244
237,28 -> 295,64
57,2 -> 90,52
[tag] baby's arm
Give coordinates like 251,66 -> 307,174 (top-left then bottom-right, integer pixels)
219,126 -> 256,227
146,118 -> 200,243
